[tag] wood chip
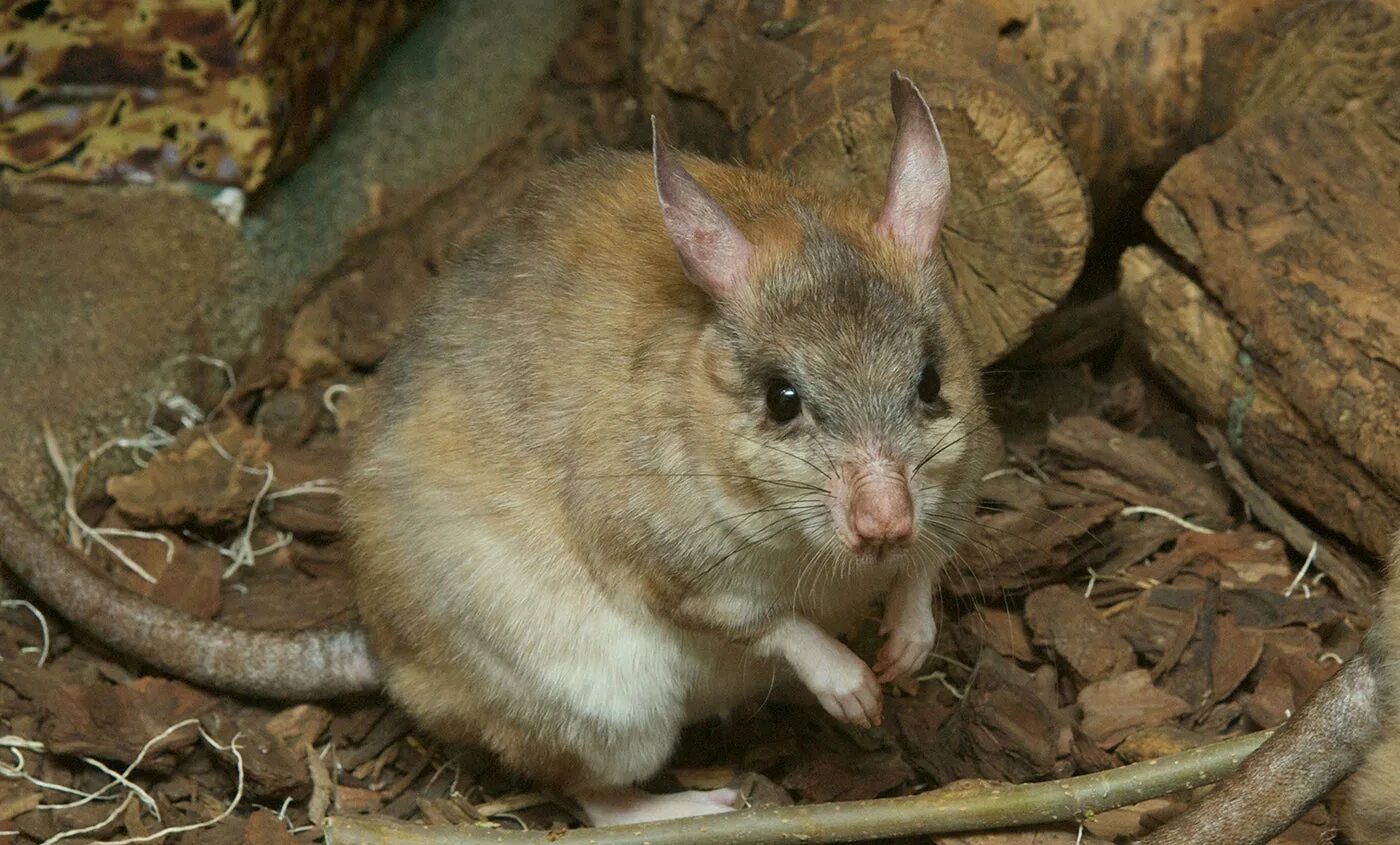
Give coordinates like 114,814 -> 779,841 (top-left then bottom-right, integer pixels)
106,422 -> 271,530
959,608 -> 1036,663
780,749 -> 912,803
1047,416 -> 1232,526
925,652 -> 1058,784
1245,651 -> 1340,729
1078,670 -> 1190,748
40,677 -> 216,766
242,809 -> 300,845
1200,426 -> 1374,608
1024,585 -> 1136,683
1210,614 -> 1264,703
265,704 -> 333,752
0,790 -> 41,823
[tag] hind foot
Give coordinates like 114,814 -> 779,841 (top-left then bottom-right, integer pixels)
575,785 -> 739,826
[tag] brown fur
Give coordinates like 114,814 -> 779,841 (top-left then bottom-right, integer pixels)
344,149 -> 992,792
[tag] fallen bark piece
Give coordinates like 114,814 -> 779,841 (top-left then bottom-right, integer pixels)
1078,670 -> 1190,749
243,809 -> 301,845
1023,585 -> 1136,683
210,722 -> 311,799
1072,518 -> 1182,594
0,787 -> 42,824
281,128 -> 552,383
1116,727 -> 1213,764
1244,651 -> 1340,730
1114,601 -> 1194,667
219,568 -> 358,631
781,750 -> 914,803
106,422 -> 272,530
323,732 -> 1270,845
1046,416 -> 1231,527
267,498 -> 343,540
1155,580 -> 1220,713
929,652 -> 1058,784
950,489 -> 1122,597
1180,530 -> 1292,593
889,694 -> 957,780
1210,615 -> 1264,704
104,528 -> 225,619
338,785 -> 385,815
1218,589 -> 1348,631
265,704 -> 334,757
1199,426 -> 1374,608
40,677 -> 217,766
1081,797 -> 1180,842
959,608 -> 1037,664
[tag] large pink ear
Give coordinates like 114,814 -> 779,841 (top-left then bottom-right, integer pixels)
652,118 -> 755,300
876,72 -> 951,257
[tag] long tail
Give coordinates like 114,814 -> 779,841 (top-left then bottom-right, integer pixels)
0,491 -> 380,700
1138,653 -> 1382,845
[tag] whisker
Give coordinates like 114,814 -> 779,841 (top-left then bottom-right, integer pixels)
807,431 -> 837,475
681,496 -> 827,542
914,417 -> 994,476
574,471 -> 826,494
696,511 -> 829,580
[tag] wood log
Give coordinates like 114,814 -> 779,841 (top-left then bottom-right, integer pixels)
632,0 -> 1091,364
979,0 -> 1297,224
1118,0 -> 1400,558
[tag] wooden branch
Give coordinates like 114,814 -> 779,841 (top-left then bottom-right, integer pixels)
1199,426 -> 1374,609
323,732 -> 1270,845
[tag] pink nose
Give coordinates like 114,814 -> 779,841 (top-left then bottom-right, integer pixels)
849,478 -> 914,547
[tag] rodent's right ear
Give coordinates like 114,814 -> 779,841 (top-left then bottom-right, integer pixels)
651,117 -> 755,300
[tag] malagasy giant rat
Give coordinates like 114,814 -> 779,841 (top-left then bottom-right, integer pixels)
0,73 -> 997,826
1138,536 -> 1399,845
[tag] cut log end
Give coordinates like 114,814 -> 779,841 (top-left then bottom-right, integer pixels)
750,72 -> 1088,364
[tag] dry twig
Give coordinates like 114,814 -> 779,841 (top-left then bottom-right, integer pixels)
325,732 -> 1269,845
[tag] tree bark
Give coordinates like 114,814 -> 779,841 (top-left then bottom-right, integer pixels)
979,0 -> 1278,218
1118,0 -> 1400,559
632,0 -> 1091,363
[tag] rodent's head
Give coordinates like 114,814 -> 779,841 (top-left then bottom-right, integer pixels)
654,72 -> 993,564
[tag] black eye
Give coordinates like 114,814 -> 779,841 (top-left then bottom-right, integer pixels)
918,362 -> 942,404
765,378 -> 802,424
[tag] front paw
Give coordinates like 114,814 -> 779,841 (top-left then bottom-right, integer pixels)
762,617 -> 884,728
872,619 -> 935,684
805,649 -> 883,728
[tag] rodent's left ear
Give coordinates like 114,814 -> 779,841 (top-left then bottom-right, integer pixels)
877,72 -> 951,257
652,117 -> 755,300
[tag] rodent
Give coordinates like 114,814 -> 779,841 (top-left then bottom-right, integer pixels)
1137,537 -> 1399,844
0,72 -> 996,826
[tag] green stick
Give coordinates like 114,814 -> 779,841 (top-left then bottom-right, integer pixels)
324,731 -> 1268,845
